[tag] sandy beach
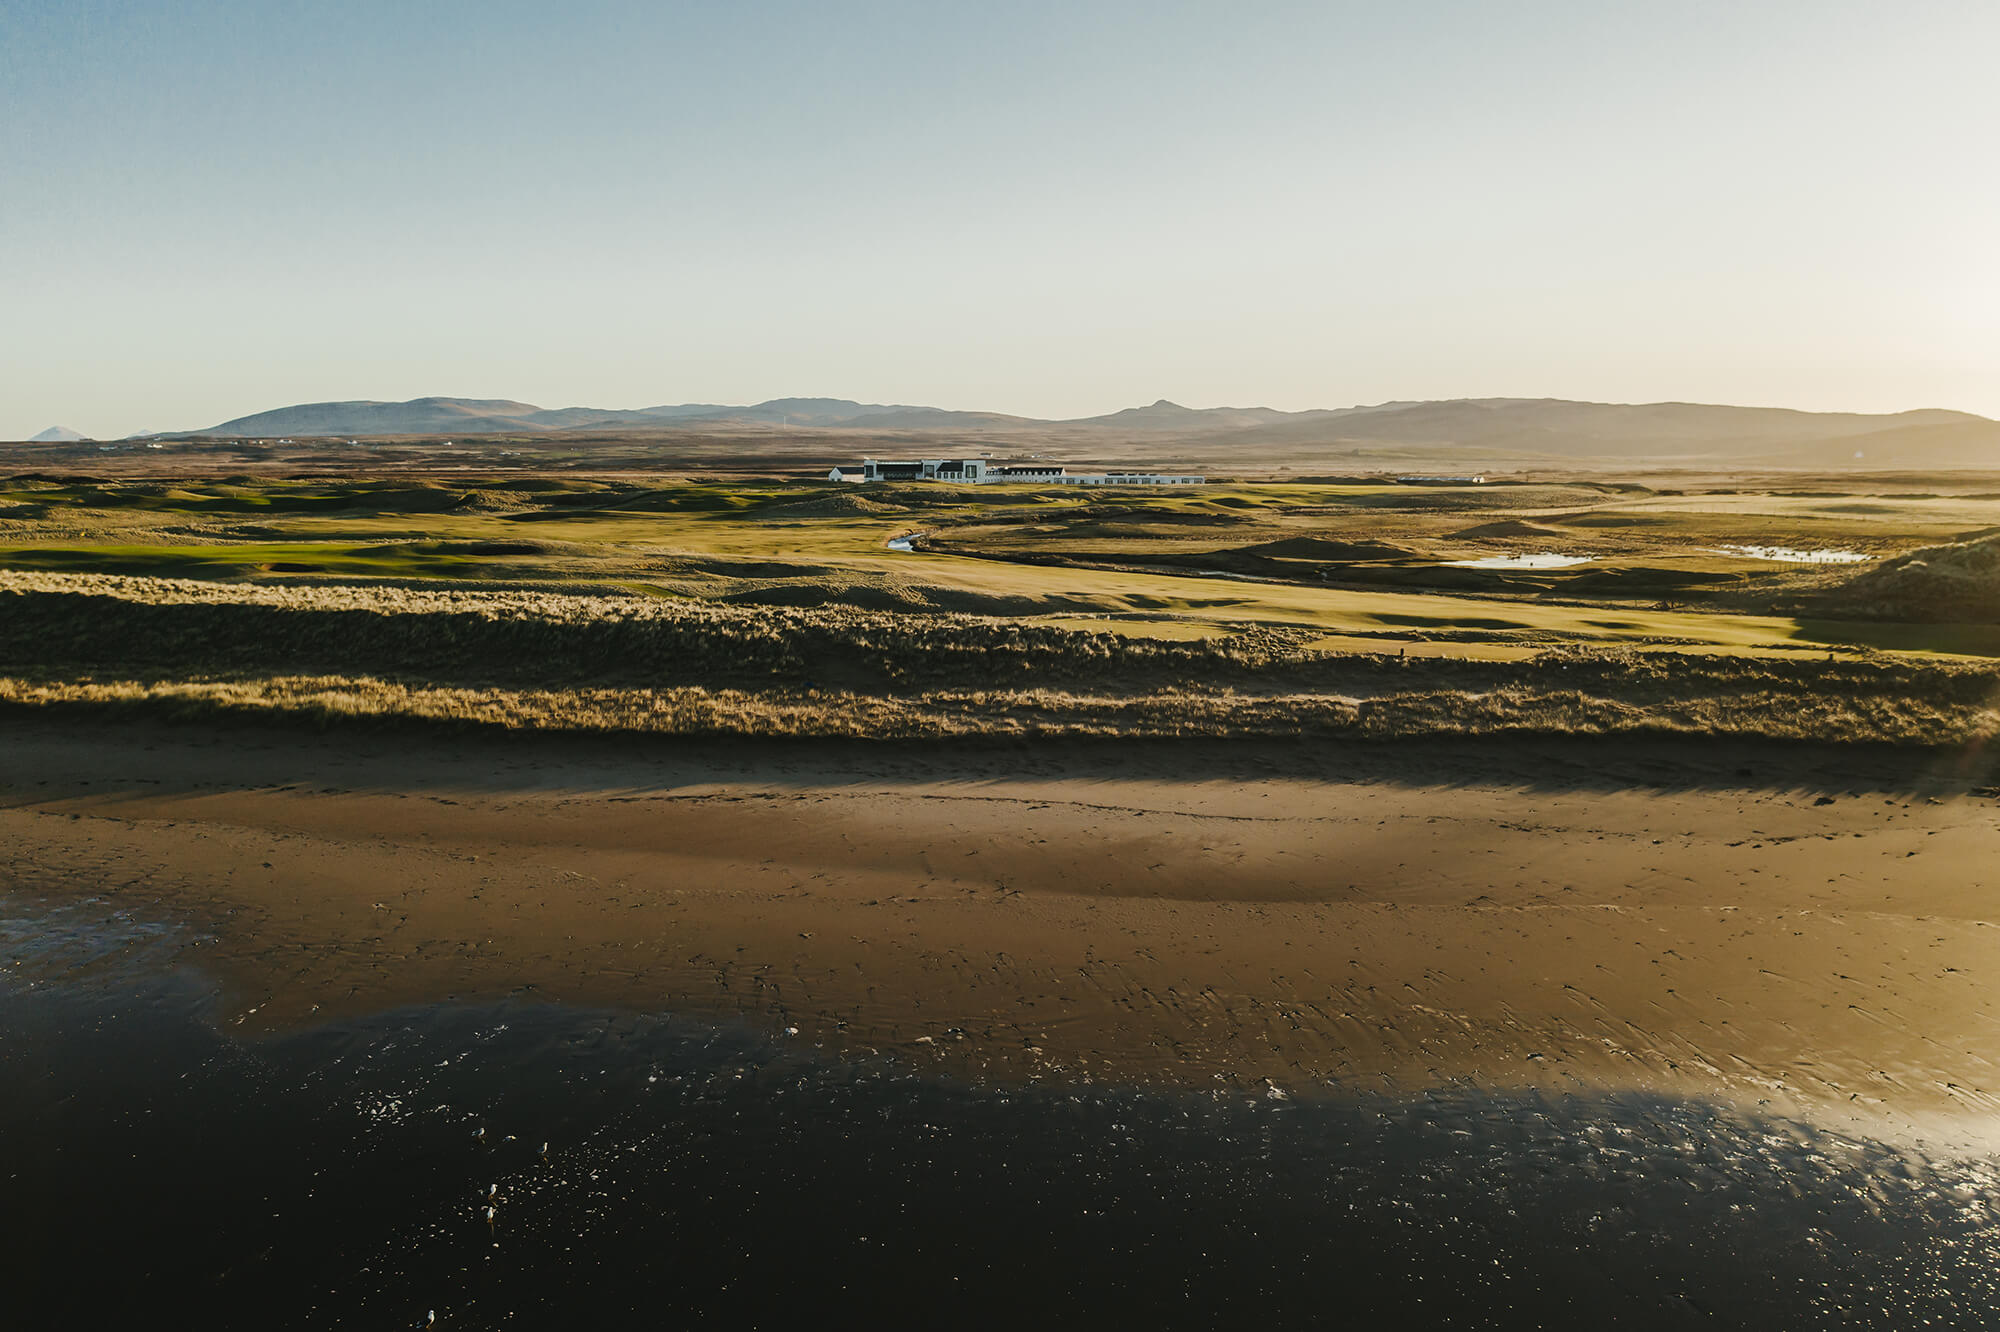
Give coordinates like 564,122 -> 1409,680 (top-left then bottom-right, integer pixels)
7,716 -> 1998,1144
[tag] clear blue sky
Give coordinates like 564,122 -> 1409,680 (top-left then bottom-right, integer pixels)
4,0 -> 1995,437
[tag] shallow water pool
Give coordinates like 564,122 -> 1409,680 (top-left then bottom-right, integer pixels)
1446,552 -> 1596,569
1716,544 -> 1870,564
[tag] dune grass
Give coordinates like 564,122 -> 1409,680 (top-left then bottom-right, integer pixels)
3,472 -> 1998,746
2,569 -> 1996,747
3,668 -> 1991,748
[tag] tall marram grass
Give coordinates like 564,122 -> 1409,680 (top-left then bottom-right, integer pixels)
3,571 -> 1997,745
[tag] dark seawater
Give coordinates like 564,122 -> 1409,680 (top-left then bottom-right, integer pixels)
5,898 -> 1999,1330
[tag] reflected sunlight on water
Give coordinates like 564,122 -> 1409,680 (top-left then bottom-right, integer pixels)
5,896 -> 2000,1330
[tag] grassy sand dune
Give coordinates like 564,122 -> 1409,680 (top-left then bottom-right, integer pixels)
5,471 -> 1999,743
1821,533 -> 2000,622
4,570 -> 1995,745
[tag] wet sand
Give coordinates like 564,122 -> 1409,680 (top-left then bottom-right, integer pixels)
6,717 -> 2000,1141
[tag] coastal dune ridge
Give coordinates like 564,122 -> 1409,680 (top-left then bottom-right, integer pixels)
4,569 -> 1997,746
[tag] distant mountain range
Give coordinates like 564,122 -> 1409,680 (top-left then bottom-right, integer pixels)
29,425 -> 87,442
163,394 -> 2000,465
13,396 -> 1991,466
196,396 -> 1040,438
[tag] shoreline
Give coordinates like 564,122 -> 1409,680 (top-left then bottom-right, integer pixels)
8,715 -> 2000,1145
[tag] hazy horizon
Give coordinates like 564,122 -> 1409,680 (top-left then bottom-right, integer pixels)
6,0 -> 1996,440
22,387 -> 2000,444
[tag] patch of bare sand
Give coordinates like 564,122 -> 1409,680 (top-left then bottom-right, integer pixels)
6,719 -> 2000,1144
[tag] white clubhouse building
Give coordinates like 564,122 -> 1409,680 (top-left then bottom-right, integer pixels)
831,458 -> 1204,486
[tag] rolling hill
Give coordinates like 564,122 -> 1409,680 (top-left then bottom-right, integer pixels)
1198,399 -> 1996,463
197,396 -> 1041,437
168,394 -> 1999,467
